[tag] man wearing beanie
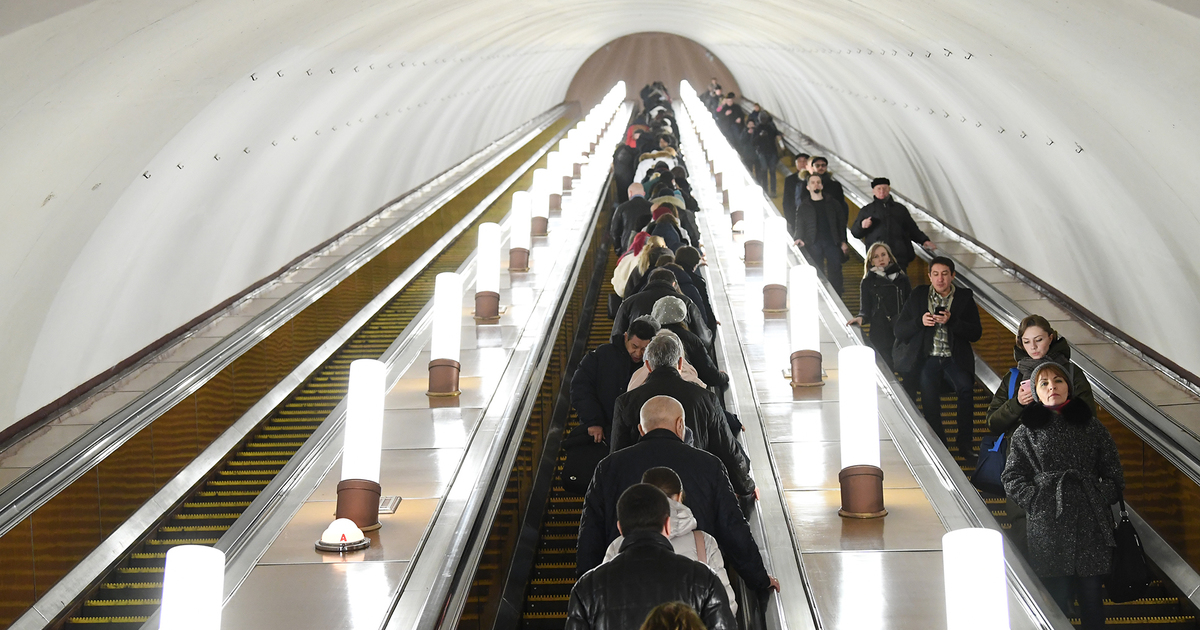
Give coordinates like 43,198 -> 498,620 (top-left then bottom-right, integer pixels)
850,177 -> 936,271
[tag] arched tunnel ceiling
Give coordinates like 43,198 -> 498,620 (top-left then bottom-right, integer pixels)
1,0 -> 1198,430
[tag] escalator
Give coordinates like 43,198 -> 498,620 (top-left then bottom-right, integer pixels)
46,125 -> 570,630
771,173 -> 1199,629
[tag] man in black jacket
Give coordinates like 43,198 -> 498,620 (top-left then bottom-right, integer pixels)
850,177 -> 936,271
577,395 -> 778,594
793,174 -> 849,296
566,483 -> 735,630
570,318 -> 659,443
797,157 -> 847,217
612,144 -> 638,204
610,332 -> 750,494
610,183 -> 652,254
611,268 -> 711,346
781,154 -> 810,234
893,256 -> 983,455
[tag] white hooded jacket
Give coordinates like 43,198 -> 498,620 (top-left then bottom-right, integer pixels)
601,497 -> 738,614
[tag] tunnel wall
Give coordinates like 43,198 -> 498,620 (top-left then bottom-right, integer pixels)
1,0 -> 1198,432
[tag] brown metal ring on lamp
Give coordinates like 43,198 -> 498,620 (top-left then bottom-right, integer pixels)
838,465 -> 887,519
744,240 -> 763,266
763,284 -> 787,313
427,358 -> 461,397
509,247 -> 529,272
531,216 -> 549,237
474,291 -> 500,323
335,479 -> 382,531
789,350 -> 823,387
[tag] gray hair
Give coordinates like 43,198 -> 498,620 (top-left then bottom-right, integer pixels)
644,330 -> 683,370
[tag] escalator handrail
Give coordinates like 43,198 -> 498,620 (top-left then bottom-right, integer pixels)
8,110 -> 572,630
0,105 -> 568,543
776,123 -> 1200,608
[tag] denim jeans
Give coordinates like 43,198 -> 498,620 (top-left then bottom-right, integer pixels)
918,356 -> 974,448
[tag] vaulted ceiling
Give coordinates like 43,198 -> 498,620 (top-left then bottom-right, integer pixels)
1,0 -> 1197,430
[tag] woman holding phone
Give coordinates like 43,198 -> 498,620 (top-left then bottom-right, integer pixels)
985,314 -> 1095,550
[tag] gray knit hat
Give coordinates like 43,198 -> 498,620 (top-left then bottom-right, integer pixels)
1029,360 -> 1072,403
651,295 -> 688,326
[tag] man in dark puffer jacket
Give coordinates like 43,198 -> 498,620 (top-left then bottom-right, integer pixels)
570,318 -> 659,443
566,483 -> 735,630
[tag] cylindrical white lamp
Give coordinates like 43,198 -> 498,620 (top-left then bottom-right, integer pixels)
548,151 -> 572,191
763,216 -> 789,312
334,358 -> 386,531
530,169 -> 552,233
161,545 -> 224,630
428,272 -> 463,396
789,265 -> 822,387
742,187 -> 764,265
509,191 -> 531,271
944,529 -> 1009,630
474,223 -> 501,323
838,345 -> 886,518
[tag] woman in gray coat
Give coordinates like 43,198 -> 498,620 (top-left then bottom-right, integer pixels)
1002,361 -> 1124,630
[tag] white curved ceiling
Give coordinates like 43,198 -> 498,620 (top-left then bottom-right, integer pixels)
1,0 -> 1197,430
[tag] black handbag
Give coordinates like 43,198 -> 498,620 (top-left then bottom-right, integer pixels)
560,429 -> 609,495
1107,495 -> 1150,603
892,333 -> 923,374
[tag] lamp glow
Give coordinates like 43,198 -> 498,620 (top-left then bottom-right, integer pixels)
944,529 -> 1009,630
763,216 -> 789,311
430,273 -> 463,364
509,191 -> 531,271
160,545 -> 223,630
789,266 -> 820,353
839,346 -> 880,469
342,359 -> 385,483
476,222 -> 501,295
530,168 -> 552,231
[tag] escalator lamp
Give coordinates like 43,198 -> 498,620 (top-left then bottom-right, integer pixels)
321,518 -> 366,545
943,528 -> 1009,630
161,545 -> 224,630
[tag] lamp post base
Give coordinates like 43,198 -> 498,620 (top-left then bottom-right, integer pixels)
730,210 -> 744,228
509,247 -> 529,272
763,284 -> 787,312
838,465 -> 887,519
548,195 -> 561,212
427,358 -> 461,397
790,350 -> 823,387
573,163 -> 582,179
723,189 -> 730,210
336,479 -> 382,531
715,172 -> 723,190
562,175 -> 573,191
474,291 -> 500,323
744,239 -> 763,265
531,216 -> 549,236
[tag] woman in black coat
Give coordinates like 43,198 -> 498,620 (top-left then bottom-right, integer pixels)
1002,361 -> 1123,630
847,242 -> 910,370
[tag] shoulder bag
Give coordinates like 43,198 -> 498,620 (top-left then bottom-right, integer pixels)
1107,494 -> 1150,603
970,368 -> 1019,496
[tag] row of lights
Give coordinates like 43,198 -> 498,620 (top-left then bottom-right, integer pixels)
156,84 -> 631,629
677,80 -> 1010,630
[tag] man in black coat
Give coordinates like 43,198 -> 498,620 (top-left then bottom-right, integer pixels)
793,174 -> 849,296
566,484 -> 736,630
893,256 -> 983,455
850,177 -> 936,271
781,153 -> 810,234
797,157 -> 847,217
577,395 -> 778,594
610,183 -> 652,255
612,143 -> 638,204
610,332 -> 750,494
570,318 -> 659,443
611,268 -> 711,346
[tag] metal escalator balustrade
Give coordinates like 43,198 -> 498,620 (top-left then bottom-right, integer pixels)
770,143 -> 1198,628
11,119 -> 573,630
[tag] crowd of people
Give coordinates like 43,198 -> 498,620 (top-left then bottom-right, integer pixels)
564,80 -> 1125,630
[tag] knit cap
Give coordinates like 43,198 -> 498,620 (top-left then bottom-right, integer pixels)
651,296 -> 688,326
1029,360 -> 1072,403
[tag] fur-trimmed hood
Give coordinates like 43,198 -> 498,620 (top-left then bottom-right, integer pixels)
1019,396 -> 1092,430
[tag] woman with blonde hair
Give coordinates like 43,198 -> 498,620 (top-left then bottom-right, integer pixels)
847,241 -> 910,370
612,234 -> 666,298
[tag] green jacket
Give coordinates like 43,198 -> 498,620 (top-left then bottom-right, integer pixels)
985,336 -> 1095,435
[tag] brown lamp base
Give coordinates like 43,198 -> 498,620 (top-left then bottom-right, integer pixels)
474,291 -> 500,323
730,210 -> 744,228
744,239 -> 763,266
336,479 -> 382,531
509,247 -> 529,272
427,358 -> 461,397
838,465 -> 887,519
573,163 -> 582,179
763,284 -> 787,312
790,350 -> 823,387
562,175 -> 573,191
548,195 -> 561,212
715,172 -> 723,190
723,189 -> 731,210
531,216 -> 549,236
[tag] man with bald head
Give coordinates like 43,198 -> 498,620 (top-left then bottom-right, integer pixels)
610,182 -> 652,254
577,395 -> 778,594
